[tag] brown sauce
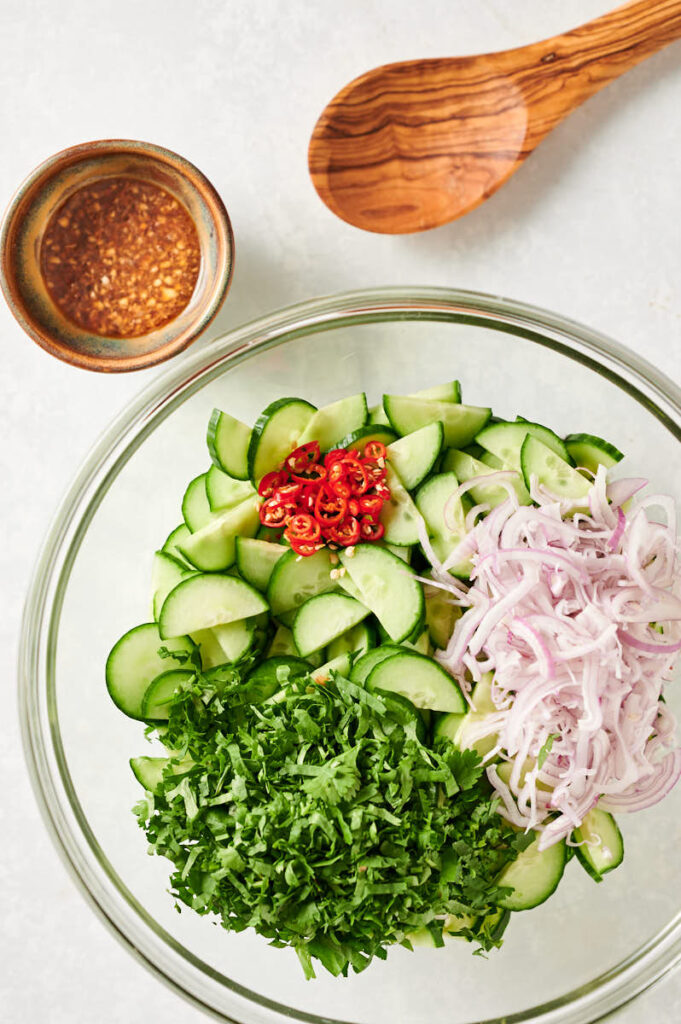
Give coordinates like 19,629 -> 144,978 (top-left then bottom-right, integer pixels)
40,176 -> 201,338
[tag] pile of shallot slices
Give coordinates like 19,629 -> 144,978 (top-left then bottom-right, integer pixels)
419,467 -> 681,850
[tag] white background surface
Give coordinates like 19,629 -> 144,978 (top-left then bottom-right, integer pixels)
1,1 -> 680,1021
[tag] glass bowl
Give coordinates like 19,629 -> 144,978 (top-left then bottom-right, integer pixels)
19,287 -> 681,1024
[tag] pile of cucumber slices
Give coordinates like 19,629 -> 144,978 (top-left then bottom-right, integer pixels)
107,379 -> 626,911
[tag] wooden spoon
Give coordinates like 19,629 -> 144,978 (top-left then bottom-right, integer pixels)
308,0 -> 681,233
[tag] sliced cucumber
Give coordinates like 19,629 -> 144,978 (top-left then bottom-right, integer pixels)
349,643 -> 404,684
267,547 -> 337,616
424,578 -> 460,649
182,473 -> 212,532
207,408 -> 252,480
412,380 -> 461,403
565,433 -> 625,474
178,498 -> 260,572
327,620 -> 375,660
384,543 -> 411,563
338,424 -> 398,451
450,674 -> 499,758
141,668 -> 195,720
235,537 -> 286,592
297,393 -> 368,451
433,711 -> 466,743
573,808 -> 624,882
192,627 -> 230,669
402,628 -> 431,656
162,523 -> 192,563
384,395 -> 491,448
480,451 -> 505,470
205,465 -> 255,511
368,403 -> 390,426
495,834 -> 567,911
386,421 -> 444,491
211,618 -> 257,663
476,420 -> 571,471
105,623 -> 194,720
310,652 -> 352,683
151,551 -> 196,621
130,756 -> 168,794
293,593 -> 370,657
248,397 -> 316,483
442,449 -> 531,507
415,472 -> 471,578
159,575 -> 268,639
367,650 -> 465,713
381,465 -> 421,545
266,623 -> 297,657
338,544 -> 424,644
520,436 -> 592,503
243,656 -> 310,702
381,691 -> 427,741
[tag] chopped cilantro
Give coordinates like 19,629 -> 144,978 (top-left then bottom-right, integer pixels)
136,671 -> 527,978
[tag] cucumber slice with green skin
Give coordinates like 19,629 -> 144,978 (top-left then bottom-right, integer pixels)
267,547 -> 337,616
338,572 -> 364,603
415,472 -> 471,578
384,543 -> 411,563
442,449 -> 531,507
178,498 -> 260,572
243,656 -> 310,702
141,668 -> 196,720
573,808 -> 624,881
367,651 -> 465,713
381,465 -> 422,545
293,593 -> 370,657
384,395 -> 491,447
407,923 -> 445,948
338,424 -> 398,452
412,380 -> 462,403
205,465 -> 255,512
480,451 -> 505,470
338,544 -> 424,644
162,524 -> 193,563
192,618 -> 256,666
130,756 -> 168,794
206,408 -> 252,480
151,551 -> 197,621
296,393 -> 368,451
386,421 -> 444,491
248,397 -> 317,483
235,537 -> 286,592
192,627 -> 230,669
564,433 -> 625,474
327,620 -> 375,660
402,628 -> 431,656
368,403 -> 390,426
256,524 -> 285,544
476,420 -> 571,471
105,623 -> 195,720
310,652 -> 352,683
520,436 -> 592,503
266,623 -> 297,657
495,834 -> 567,911
424,576 -> 460,649
159,574 -> 268,639
440,674 -> 498,756
349,644 -> 404,684
433,711 -> 466,743
182,473 -> 212,532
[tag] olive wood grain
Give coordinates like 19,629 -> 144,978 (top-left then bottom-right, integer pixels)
308,0 -> 681,234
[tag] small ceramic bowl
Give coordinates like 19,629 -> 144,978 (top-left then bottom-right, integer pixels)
0,139 -> 234,372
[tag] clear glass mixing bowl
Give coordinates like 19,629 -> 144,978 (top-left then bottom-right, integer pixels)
19,287 -> 681,1024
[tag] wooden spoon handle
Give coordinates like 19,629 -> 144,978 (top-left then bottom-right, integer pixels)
530,0 -> 681,124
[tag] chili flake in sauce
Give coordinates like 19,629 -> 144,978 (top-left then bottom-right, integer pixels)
40,177 -> 201,338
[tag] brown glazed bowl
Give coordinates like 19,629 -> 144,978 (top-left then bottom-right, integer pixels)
0,139 -> 234,372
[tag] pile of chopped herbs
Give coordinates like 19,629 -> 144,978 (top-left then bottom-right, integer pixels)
135,668 -> 531,978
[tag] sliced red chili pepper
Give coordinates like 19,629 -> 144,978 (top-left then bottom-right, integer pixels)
348,497 -> 360,516
324,448 -> 347,468
327,461 -> 351,498
285,513 -> 321,542
258,470 -> 287,499
373,480 -> 391,501
285,441 -> 320,475
360,516 -> 385,541
314,486 -> 347,526
342,457 -> 369,495
290,462 -> 326,485
289,536 -> 322,556
363,441 -> 387,460
359,494 -> 384,516
272,480 -> 303,503
362,458 -> 387,485
259,497 -> 290,527
327,516 -> 361,546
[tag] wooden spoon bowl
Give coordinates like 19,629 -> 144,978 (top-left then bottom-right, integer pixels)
308,0 -> 681,233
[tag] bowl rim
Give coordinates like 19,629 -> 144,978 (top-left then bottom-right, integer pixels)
0,138 -> 235,372
18,286 -> 681,1024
